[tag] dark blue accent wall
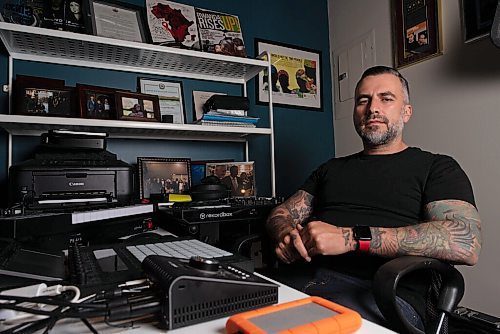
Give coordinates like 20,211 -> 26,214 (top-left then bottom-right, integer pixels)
0,0 -> 334,206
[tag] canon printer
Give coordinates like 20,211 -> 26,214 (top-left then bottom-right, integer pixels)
8,130 -> 134,209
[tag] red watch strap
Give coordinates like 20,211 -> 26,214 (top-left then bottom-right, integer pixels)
358,240 -> 370,252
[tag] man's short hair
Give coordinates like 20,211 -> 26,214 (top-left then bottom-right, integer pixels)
355,65 -> 410,103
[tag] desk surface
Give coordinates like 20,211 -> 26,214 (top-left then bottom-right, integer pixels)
44,275 -> 395,334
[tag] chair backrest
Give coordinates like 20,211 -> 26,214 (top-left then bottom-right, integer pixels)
373,256 -> 465,334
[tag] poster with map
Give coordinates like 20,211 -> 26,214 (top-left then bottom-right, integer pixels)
145,0 -> 200,49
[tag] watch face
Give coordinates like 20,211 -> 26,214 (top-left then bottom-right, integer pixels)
353,226 -> 372,241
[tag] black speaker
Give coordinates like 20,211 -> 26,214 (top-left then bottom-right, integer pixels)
449,307 -> 500,333
190,175 -> 230,201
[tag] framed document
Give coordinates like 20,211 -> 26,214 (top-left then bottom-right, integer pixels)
138,78 -> 185,124
85,0 -> 151,43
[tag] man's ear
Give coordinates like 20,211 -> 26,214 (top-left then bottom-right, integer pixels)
403,104 -> 413,123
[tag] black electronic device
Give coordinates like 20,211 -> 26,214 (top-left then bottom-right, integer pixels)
0,204 -> 155,250
0,238 -> 66,286
142,255 -> 278,330
449,306 -> 500,333
8,130 -> 133,209
41,129 -> 108,150
158,197 -> 280,246
67,235 -> 254,294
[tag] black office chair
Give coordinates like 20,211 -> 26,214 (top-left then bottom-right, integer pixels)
373,256 -> 465,334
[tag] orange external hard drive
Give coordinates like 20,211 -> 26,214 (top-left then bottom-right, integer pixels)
226,296 -> 362,334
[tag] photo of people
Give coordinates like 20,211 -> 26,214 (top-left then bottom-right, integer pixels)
22,88 -> 71,116
404,21 -> 430,55
206,162 -> 255,197
118,95 -> 159,121
84,91 -> 114,119
64,0 -> 84,33
138,158 -> 191,199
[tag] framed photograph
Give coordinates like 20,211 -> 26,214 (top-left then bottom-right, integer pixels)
191,159 -> 233,186
84,0 -> 151,43
392,0 -> 442,68
461,0 -> 498,43
138,78 -> 185,124
13,76 -> 74,117
192,91 -> 227,122
115,91 -> 160,122
76,84 -> 115,119
255,39 -> 322,111
137,157 -> 191,200
205,161 -> 255,197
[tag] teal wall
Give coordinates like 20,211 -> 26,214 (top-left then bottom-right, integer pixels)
0,0 -> 334,206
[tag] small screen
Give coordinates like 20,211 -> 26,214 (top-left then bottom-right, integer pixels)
248,302 -> 339,333
93,249 -> 128,272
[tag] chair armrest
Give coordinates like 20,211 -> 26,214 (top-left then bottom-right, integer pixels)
373,256 -> 464,334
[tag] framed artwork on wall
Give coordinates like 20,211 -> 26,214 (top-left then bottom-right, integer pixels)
392,0 -> 442,68
255,38 -> 322,111
461,0 -> 498,43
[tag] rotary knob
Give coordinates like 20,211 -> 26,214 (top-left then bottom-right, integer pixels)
189,256 -> 220,272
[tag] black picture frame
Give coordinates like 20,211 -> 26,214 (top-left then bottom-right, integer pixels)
13,76 -> 75,117
84,0 -> 151,43
461,0 -> 498,43
137,157 -> 192,200
255,38 -> 322,111
76,84 -> 115,120
115,91 -> 160,122
392,0 -> 442,68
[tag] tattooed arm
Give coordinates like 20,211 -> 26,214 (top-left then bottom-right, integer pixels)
266,190 -> 314,241
266,190 -> 314,263
369,199 -> 482,265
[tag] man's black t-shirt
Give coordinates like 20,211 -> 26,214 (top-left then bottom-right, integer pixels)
300,147 -> 475,278
299,147 -> 476,318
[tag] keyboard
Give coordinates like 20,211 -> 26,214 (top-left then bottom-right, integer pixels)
126,239 -> 233,262
68,236 -> 254,293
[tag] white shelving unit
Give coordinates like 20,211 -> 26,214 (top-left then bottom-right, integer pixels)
0,22 -> 276,196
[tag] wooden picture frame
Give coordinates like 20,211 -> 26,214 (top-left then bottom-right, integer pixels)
137,157 -> 191,200
205,161 -> 256,197
461,0 -> 498,43
76,84 -> 115,119
392,0 -> 442,68
84,0 -> 151,43
255,38 -> 322,111
137,77 -> 185,124
115,91 -> 160,122
13,76 -> 75,117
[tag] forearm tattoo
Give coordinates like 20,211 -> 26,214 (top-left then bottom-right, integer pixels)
266,190 -> 313,241
370,200 -> 482,265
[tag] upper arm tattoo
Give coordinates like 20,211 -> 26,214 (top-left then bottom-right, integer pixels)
266,190 -> 313,240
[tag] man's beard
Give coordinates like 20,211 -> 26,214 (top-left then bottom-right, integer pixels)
355,111 -> 405,146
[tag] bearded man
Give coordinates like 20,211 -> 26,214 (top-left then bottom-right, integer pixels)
265,66 -> 482,331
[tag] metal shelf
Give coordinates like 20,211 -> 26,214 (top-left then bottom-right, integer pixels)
0,115 -> 271,141
0,22 -> 268,83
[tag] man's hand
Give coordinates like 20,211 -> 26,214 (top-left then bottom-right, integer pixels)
275,226 -> 311,263
299,220 -> 357,256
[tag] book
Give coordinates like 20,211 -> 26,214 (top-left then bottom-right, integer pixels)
146,0 -> 201,49
196,120 -> 256,128
207,109 -> 247,117
201,113 -> 259,124
195,7 -> 246,57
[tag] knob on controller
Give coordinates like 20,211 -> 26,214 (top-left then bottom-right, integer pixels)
189,256 -> 220,272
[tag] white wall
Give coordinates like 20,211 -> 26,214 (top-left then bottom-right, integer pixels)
329,0 -> 500,316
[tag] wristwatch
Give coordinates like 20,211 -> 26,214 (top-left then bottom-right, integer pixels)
352,225 -> 372,252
